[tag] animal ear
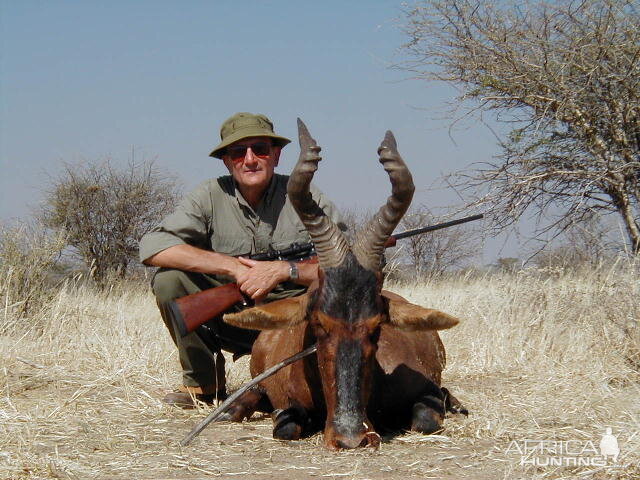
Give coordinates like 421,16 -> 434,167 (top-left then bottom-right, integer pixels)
223,294 -> 309,330
387,300 -> 459,331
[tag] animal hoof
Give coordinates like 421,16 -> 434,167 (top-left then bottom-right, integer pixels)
411,401 -> 444,434
272,408 -> 305,440
442,387 -> 469,416
450,404 -> 469,416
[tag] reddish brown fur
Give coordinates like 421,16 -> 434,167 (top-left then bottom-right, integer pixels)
226,290 -> 455,449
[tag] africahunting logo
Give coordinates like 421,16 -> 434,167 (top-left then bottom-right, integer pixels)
505,427 -> 621,467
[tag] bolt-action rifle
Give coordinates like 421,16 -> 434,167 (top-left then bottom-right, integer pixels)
168,213 -> 483,337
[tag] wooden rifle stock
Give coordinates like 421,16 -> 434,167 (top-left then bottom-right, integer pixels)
169,283 -> 245,337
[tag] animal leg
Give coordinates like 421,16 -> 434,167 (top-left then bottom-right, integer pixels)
410,393 -> 445,434
215,386 -> 272,423
441,387 -> 469,416
271,407 -> 309,440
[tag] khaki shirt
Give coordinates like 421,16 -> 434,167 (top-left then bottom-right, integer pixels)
139,174 -> 343,298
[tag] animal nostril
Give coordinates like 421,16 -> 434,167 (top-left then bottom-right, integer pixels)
334,434 -> 368,450
335,439 -> 349,449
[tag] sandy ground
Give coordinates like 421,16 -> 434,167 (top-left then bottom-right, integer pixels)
2,353 -> 637,480
2,267 -> 639,479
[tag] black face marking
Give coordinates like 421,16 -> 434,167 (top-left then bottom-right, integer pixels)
321,253 -> 380,323
334,339 -> 364,433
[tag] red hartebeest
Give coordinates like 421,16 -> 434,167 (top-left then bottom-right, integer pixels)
221,119 -> 466,450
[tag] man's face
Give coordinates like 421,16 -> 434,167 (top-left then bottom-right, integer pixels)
222,136 -> 281,193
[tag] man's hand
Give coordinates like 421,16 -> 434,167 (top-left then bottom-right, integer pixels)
228,258 -> 251,282
235,257 -> 290,300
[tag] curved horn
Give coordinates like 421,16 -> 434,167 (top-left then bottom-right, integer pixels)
287,118 -> 349,268
353,131 -> 414,271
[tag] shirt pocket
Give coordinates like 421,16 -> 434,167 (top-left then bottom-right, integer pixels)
272,203 -> 311,249
211,233 -> 252,256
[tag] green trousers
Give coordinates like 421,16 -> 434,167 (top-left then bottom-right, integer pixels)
152,268 -> 305,393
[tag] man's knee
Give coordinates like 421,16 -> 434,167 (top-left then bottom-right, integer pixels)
152,269 -> 190,304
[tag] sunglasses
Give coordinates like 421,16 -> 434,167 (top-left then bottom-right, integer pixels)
226,142 -> 272,161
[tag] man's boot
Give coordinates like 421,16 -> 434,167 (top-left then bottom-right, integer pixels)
163,351 -> 227,409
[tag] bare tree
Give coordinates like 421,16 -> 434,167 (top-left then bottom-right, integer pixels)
399,206 -> 478,276
532,213 -> 619,267
400,0 -> 640,253
40,159 -> 181,284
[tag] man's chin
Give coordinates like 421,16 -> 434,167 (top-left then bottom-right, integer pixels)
239,174 -> 268,188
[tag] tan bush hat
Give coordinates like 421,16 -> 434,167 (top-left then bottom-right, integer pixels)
209,112 -> 291,158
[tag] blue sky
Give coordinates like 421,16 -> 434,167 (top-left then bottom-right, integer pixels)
1,1 -> 520,261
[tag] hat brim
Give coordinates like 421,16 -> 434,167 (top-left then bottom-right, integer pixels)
209,132 -> 291,158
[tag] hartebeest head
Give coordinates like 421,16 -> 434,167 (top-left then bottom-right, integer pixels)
225,119 -> 459,449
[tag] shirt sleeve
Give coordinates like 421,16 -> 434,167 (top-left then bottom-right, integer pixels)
138,182 -> 213,263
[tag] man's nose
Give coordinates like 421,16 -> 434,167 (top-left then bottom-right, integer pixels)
244,148 -> 259,165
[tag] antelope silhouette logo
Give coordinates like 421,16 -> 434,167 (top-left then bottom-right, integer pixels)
599,427 -> 619,462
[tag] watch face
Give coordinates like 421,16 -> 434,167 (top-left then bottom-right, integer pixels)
289,262 -> 299,280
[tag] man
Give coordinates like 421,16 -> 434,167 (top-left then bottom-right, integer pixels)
139,112 -> 343,408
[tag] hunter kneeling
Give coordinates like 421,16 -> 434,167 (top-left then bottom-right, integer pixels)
139,112 -> 344,408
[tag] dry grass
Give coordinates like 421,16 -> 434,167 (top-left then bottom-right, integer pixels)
1,262 -> 639,479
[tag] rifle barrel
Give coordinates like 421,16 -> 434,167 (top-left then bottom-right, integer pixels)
392,214 -> 484,241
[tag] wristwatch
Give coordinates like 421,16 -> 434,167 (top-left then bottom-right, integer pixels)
288,261 -> 299,281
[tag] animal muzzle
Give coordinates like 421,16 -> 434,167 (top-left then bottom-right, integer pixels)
325,422 -> 381,450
